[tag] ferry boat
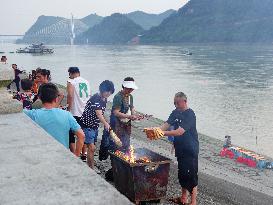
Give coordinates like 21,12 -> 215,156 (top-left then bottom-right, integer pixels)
16,43 -> 54,54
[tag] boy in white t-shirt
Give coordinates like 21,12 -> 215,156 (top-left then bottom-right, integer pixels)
67,67 -> 91,159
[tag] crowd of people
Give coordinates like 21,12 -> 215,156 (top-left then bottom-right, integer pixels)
6,62 -> 199,205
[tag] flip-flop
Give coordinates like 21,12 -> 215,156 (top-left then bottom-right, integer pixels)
168,197 -> 186,205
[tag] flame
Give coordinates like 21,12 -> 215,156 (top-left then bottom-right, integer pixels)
114,146 -> 151,164
129,145 -> 135,163
139,156 -> 150,163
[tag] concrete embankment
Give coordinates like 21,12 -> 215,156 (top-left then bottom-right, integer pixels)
0,112 -> 132,205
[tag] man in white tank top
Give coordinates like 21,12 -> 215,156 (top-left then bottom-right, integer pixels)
67,67 -> 91,157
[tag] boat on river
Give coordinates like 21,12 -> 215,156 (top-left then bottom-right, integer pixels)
16,43 -> 54,54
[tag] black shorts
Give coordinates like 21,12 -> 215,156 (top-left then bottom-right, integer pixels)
177,156 -> 198,194
69,116 -> 81,144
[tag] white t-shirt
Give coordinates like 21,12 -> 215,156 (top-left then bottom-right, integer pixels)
67,76 -> 91,117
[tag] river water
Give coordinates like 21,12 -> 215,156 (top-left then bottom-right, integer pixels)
1,40 -> 273,158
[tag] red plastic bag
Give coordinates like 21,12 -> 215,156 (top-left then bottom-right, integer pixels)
236,157 -> 244,163
247,159 -> 257,168
220,148 -> 227,157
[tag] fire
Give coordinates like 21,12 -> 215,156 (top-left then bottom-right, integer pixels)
136,156 -> 151,163
115,150 -> 130,161
129,145 -> 135,163
114,146 -> 151,164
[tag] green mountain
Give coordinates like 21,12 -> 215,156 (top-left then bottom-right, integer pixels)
126,9 -> 175,30
24,15 -> 64,35
80,13 -> 103,27
141,0 -> 273,43
17,9 -> 175,45
17,14 -> 102,44
75,13 -> 144,44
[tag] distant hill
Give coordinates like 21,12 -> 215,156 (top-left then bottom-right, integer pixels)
126,9 -> 175,30
141,0 -> 273,43
17,14 -> 101,44
17,9 -> 175,45
24,16 -> 64,35
75,13 -> 144,44
80,13 -> 103,28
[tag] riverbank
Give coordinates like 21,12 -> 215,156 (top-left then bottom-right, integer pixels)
94,103 -> 273,204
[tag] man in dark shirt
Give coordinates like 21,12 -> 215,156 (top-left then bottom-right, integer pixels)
80,80 -> 115,171
7,64 -> 23,92
160,92 -> 199,205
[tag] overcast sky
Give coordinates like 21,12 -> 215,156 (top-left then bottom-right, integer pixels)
0,0 -> 188,35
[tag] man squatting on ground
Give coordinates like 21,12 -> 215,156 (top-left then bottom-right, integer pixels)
24,83 -> 85,157
80,80 -> 115,170
160,92 -> 199,205
66,67 -> 91,158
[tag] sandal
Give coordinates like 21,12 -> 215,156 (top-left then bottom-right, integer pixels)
168,197 -> 186,205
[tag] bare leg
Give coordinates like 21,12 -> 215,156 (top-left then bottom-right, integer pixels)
190,186 -> 197,205
86,144 -> 95,169
82,144 -> 87,155
181,188 -> 188,204
69,143 -> 75,153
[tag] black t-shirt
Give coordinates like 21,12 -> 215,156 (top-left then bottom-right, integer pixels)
167,108 -> 199,158
14,69 -> 23,78
80,93 -> 107,129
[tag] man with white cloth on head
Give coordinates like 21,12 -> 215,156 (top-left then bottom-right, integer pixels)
109,77 -> 139,152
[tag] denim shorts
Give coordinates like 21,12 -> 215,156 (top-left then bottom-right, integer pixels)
83,128 -> 98,144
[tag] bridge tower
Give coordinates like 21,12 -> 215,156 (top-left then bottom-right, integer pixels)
70,13 -> 75,45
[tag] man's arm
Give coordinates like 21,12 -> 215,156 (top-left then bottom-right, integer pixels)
163,127 -> 185,137
160,122 -> 171,131
74,129 -> 85,157
113,108 -> 138,120
57,91 -> 64,107
160,122 -> 185,136
66,82 -> 74,111
95,110 -> 110,131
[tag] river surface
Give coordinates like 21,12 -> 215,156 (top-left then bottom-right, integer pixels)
1,40 -> 273,158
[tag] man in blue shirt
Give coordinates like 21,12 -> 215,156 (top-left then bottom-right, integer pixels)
160,92 -> 199,205
24,83 -> 84,157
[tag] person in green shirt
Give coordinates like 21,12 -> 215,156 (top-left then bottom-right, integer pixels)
110,77 -> 139,152
100,77 -> 139,181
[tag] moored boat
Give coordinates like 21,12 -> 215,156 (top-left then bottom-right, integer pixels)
16,43 -> 54,54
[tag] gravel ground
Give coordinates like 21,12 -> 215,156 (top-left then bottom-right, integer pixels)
90,106 -> 273,205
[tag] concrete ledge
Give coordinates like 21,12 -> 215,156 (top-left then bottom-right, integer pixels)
0,113 -> 132,205
0,79 -> 12,88
0,63 -> 13,84
0,89 -> 22,114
